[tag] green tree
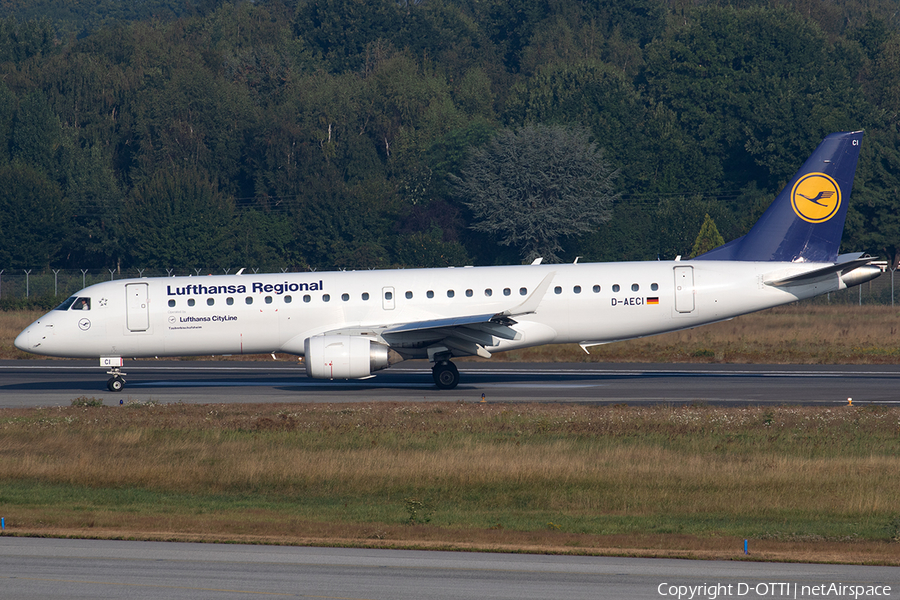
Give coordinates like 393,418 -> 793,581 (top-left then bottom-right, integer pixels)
122,168 -> 236,269
452,124 -> 618,263
0,81 -> 16,166
10,90 -> 60,175
0,163 -> 68,267
642,6 -> 858,190
56,139 -> 123,268
689,213 -> 725,258
653,196 -> 729,260
0,17 -> 57,64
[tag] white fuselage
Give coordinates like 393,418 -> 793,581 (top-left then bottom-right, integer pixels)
15,260 -> 845,361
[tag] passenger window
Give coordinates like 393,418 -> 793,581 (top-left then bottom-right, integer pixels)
554,286 -> 562,294
484,289 -> 492,297
447,290 -> 455,298
226,297 -> 234,305
519,287 -> 527,296
574,286 -> 581,294
284,295 -> 292,304
592,285 -> 600,293
342,293 -> 350,301
385,291 -> 393,301
427,290 -> 434,299
168,299 -> 176,308
405,291 -> 413,299
503,288 -> 511,296
207,298 -> 215,306
265,296 -> 273,304
303,295 -> 311,303
362,292 -> 370,301
246,297 -> 253,305
323,294 -> 331,302
466,289 -> 473,297
612,284 -> 620,292
188,299 -> 195,307
651,283 -> 659,291
632,284 -> 640,292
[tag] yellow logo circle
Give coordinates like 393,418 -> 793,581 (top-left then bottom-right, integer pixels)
791,173 -> 841,223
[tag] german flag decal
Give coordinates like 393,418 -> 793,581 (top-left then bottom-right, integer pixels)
647,297 -> 659,305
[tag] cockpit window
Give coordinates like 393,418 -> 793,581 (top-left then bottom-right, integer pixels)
71,297 -> 91,311
54,297 -> 78,311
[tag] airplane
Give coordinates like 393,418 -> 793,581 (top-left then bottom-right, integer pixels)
15,130 -> 881,392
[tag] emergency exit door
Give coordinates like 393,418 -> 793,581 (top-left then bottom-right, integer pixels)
126,283 -> 150,331
673,266 -> 695,313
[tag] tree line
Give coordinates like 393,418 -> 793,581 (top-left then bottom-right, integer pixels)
0,0 -> 898,273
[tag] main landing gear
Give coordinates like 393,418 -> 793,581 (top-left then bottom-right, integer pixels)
106,367 -> 126,392
432,360 -> 459,390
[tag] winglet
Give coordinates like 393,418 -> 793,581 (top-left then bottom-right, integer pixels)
694,131 -> 863,263
500,272 -> 555,317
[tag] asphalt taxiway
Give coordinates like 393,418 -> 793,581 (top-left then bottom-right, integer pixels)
1,538 -> 897,600
1,359 -> 899,407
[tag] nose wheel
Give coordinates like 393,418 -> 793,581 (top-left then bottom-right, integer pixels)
432,360 -> 459,389
106,367 -> 126,392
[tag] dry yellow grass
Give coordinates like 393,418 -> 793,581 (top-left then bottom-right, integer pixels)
2,403 -> 899,563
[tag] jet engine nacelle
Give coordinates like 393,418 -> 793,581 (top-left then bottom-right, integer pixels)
304,335 -> 391,380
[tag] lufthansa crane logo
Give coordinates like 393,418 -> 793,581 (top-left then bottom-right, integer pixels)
791,172 -> 841,223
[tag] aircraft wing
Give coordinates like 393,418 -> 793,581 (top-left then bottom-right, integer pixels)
321,272 -> 554,359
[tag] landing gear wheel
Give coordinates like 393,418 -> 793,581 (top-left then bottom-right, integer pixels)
432,361 -> 459,390
107,376 -> 125,392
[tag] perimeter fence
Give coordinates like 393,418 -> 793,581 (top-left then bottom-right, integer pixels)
1,266 -> 898,308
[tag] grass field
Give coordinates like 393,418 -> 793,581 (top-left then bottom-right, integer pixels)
1,402 -> 899,564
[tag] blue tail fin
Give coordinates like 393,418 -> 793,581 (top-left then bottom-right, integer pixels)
694,131 -> 863,263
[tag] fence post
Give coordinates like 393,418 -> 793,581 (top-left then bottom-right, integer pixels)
109,269 -> 115,281
24,269 -> 31,298
53,269 -> 61,297
81,269 -> 88,289
884,267 -> 897,308
0,269 -> 3,299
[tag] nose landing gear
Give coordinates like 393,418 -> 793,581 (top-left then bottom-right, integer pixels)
106,367 -> 126,392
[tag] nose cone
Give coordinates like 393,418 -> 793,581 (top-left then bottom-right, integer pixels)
14,326 -> 32,352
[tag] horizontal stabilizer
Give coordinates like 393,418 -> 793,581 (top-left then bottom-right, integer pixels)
764,254 -> 876,287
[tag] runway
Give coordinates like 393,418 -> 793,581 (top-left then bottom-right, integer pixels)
0,538 -> 897,600
1,359 -> 899,407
